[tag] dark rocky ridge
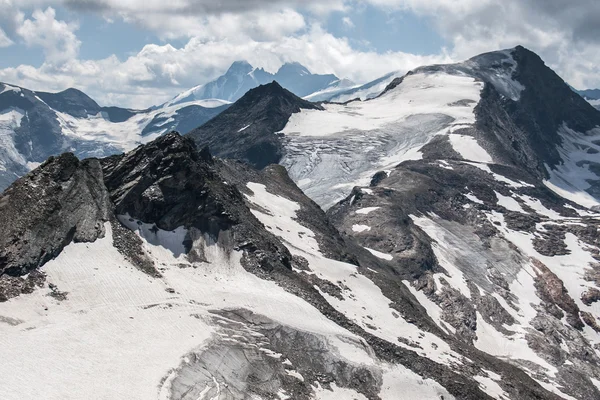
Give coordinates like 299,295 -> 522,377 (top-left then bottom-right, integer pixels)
188,81 -> 323,169
507,46 -> 600,171
0,153 -> 111,277
411,46 -> 600,179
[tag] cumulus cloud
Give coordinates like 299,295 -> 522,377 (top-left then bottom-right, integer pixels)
2,0 -> 600,109
15,7 -> 80,64
0,21 -> 449,108
365,0 -> 600,88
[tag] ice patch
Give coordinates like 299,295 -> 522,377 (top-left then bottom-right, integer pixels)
313,383 -> 368,400
465,192 -> 484,204
379,364 -> 456,399
544,125 -> 600,209
403,280 -> 455,334
464,161 -> 534,188
495,191 -> 525,213
449,134 -> 493,163
364,247 -> 393,261
356,207 -> 380,215
352,224 -> 371,233
474,372 -> 509,400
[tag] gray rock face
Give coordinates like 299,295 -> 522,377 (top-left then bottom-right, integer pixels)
0,153 -> 111,277
166,309 -> 381,400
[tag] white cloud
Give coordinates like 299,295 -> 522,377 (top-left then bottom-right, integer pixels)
3,0 -> 600,110
0,16 -> 449,109
0,27 -> 13,47
15,7 -> 80,64
121,8 -> 307,41
363,0 -> 600,89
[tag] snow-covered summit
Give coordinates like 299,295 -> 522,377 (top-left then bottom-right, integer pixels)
163,60 -> 342,107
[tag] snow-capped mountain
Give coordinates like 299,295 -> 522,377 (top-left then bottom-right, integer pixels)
0,82 -> 230,191
164,61 -> 343,107
188,81 -> 323,169
188,45 -> 600,398
2,45 -> 600,400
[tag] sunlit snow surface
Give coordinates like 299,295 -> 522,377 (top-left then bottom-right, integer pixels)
0,222 -> 382,400
0,108 -> 27,173
56,99 -> 229,152
0,186 -> 457,399
280,71 -> 484,208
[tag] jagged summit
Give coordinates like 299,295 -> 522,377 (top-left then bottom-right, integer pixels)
226,60 -> 253,73
163,60 -> 341,106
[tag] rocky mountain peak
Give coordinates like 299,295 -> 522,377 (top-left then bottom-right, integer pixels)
188,82 -> 322,169
276,61 -> 311,76
225,60 -> 254,76
235,80 -> 322,109
0,152 -> 111,277
37,87 -> 101,117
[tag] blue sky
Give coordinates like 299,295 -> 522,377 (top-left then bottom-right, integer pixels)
0,3 -> 446,67
0,1 -> 598,108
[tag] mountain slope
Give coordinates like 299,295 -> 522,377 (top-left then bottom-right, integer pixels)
0,82 -> 230,192
164,61 -> 342,107
0,132 -> 571,400
2,46 -> 600,400
188,81 -> 323,169
183,46 -> 600,399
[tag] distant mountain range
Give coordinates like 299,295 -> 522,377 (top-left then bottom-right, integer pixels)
0,82 -> 230,191
0,60 -> 353,192
2,57 -> 599,194
163,61 -> 350,107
